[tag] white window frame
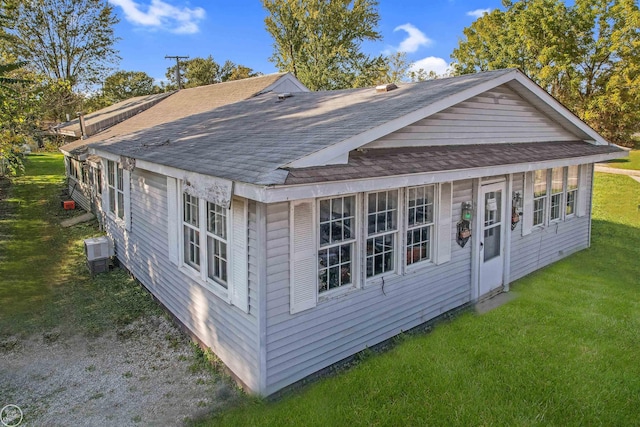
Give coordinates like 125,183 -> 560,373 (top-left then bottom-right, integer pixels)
206,201 -> 229,287
365,189 -> 400,280
182,192 -> 201,271
405,185 -> 436,268
294,183 -> 452,313
180,188 -> 231,296
317,194 -> 359,295
549,167 -> 564,223
104,159 -> 130,229
533,169 -> 547,227
565,165 -> 579,218
530,167 -> 582,228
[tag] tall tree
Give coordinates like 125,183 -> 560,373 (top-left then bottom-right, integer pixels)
4,0 -> 119,89
262,0 -> 383,90
452,0 -> 640,146
165,56 -> 260,89
102,70 -> 159,103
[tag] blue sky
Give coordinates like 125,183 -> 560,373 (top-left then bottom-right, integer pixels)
107,0 -> 506,83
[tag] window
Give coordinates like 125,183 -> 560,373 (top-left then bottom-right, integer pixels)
318,195 -> 356,293
406,185 -> 435,265
207,202 -> 228,287
366,190 -> 398,278
107,160 -> 125,220
181,190 -> 230,290
69,158 -> 82,181
549,167 -> 564,221
183,193 -> 200,270
566,166 -> 578,216
168,179 -> 248,311
95,168 -> 102,195
533,169 -> 547,227
530,166 -> 581,227
293,183 -> 452,314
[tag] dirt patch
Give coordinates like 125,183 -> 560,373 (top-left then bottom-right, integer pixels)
0,315 -> 241,426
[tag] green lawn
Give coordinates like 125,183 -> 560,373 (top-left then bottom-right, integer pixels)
605,149 -> 640,170
199,173 -> 640,426
0,153 -> 161,337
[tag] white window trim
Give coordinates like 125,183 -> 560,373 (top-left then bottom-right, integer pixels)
179,185 -> 231,302
290,183 -> 454,314
404,184 -> 437,272
317,193 -> 361,299
528,166 -> 584,231
364,189 -> 401,283
565,165 -> 579,219
103,159 -> 130,230
549,167 -> 565,223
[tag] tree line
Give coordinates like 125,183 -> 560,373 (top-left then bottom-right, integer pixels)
1,0 -> 638,176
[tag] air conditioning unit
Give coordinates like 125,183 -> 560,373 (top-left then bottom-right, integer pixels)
84,236 -> 114,274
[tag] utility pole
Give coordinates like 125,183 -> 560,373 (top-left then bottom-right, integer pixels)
165,55 -> 189,89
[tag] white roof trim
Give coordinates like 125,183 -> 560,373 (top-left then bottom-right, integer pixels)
91,145 -> 624,204
506,73 -> 609,145
262,150 -> 624,203
261,72 -> 310,94
285,69 -> 610,169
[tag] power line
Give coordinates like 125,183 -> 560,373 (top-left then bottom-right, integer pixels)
165,55 -> 189,89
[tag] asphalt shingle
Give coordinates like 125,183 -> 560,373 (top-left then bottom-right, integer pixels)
91,70 -> 519,185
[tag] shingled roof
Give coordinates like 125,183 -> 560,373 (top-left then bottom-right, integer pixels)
88,69 -> 624,186
52,92 -> 172,138
284,141 -> 624,185
60,72 -> 303,157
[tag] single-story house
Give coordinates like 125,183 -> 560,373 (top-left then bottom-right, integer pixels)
62,68 -> 627,396
59,72 -> 308,214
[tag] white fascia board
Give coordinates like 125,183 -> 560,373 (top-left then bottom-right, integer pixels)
59,147 -> 73,157
509,73 -> 609,145
261,150 -> 625,203
90,147 -> 120,162
285,70 -> 522,168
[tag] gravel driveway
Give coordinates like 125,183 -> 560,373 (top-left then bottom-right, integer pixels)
0,315 -> 240,426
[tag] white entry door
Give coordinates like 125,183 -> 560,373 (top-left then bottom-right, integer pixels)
478,181 -> 506,297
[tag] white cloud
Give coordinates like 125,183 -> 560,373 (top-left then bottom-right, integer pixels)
410,57 -> 450,76
109,0 -> 206,34
393,23 -> 432,53
466,8 -> 491,18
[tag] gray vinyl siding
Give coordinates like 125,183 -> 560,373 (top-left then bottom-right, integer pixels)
102,168 -> 261,391
67,176 -> 91,211
364,86 -> 576,148
509,166 -> 592,282
264,180 -> 474,395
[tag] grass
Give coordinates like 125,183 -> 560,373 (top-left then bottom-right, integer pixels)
198,173 -> 640,426
605,149 -> 640,170
0,153 -> 161,338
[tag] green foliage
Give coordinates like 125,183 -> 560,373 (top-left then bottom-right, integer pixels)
262,0 -> 383,90
83,70 -> 161,111
4,0 -> 120,90
452,0 -> 640,147
101,70 -> 160,103
0,131 -> 25,176
197,174 -> 640,426
165,56 -> 260,89
378,51 -> 411,84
